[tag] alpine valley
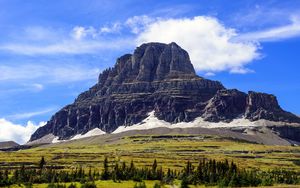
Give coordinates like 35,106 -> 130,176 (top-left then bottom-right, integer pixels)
1,42 -> 300,188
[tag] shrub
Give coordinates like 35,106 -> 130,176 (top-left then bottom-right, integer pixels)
133,181 -> 146,188
80,182 -> 96,188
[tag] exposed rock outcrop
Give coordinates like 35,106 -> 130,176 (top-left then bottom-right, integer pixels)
245,91 -> 299,123
0,141 -> 19,149
30,42 -> 300,142
202,89 -> 247,122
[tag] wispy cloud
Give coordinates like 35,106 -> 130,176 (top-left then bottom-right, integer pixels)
30,83 -> 44,91
1,13 -> 300,75
100,22 -> 122,34
204,72 -> 216,77
125,15 -> 156,34
7,107 -> 56,120
0,39 -> 132,55
0,64 -> 101,83
71,26 -> 97,40
0,25 -> 134,55
235,16 -> 300,42
0,83 -> 44,95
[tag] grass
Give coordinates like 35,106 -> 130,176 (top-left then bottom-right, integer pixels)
1,134 -> 300,187
0,134 -> 299,172
9,180 -> 163,188
7,181 -> 300,188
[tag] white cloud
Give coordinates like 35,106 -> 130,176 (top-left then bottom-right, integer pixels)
204,72 -> 216,77
0,119 -> 45,144
229,67 -> 254,74
0,25 -> 133,55
100,22 -> 122,34
0,64 -> 101,83
0,39 -> 131,55
136,16 -> 260,73
23,26 -> 61,41
2,15 -> 300,75
7,107 -> 56,120
31,83 -> 44,91
125,15 -> 155,34
235,17 -> 300,42
50,65 -> 101,83
0,83 -> 45,95
71,26 -> 97,40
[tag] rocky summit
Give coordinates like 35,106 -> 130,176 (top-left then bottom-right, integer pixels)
30,42 -> 300,142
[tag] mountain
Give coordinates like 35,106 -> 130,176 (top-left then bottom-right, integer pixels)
29,42 -> 300,144
0,141 -> 19,149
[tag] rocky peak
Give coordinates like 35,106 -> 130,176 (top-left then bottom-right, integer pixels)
98,42 -> 196,85
29,42 -> 300,142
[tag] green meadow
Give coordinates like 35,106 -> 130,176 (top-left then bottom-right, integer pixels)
1,135 -> 299,171
1,134 -> 300,187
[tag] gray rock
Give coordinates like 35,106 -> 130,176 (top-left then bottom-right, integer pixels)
245,91 -> 300,123
0,141 -> 19,149
29,42 -> 300,142
202,89 -> 247,122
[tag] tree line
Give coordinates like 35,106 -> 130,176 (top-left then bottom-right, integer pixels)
0,156 -> 300,187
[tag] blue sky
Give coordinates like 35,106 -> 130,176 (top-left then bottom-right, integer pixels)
0,0 -> 300,143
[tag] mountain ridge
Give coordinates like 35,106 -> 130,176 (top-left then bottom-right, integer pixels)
0,141 -> 19,149
29,42 -> 300,143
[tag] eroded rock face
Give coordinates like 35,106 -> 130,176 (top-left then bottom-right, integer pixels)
202,89 -> 247,122
245,91 -> 300,123
270,125 -> 300,142
30,42 -> 300,141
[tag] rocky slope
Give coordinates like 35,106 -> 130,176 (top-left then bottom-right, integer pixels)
29,42 -> 300,143
0,141 -> 19,149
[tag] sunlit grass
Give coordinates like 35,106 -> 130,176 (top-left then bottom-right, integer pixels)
1,134 -> 300,173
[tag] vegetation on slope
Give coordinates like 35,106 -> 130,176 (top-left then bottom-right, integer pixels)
0,134 -> 300,187
1,156 -> 300,187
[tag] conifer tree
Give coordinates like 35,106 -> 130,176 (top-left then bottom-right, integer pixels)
39,156 -> 46,170
101,157 -> 109,180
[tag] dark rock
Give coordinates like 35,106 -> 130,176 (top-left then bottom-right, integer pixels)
0,145 -> 31,152
202,89 -> 247,122
0,141 -> 19,149
269,125 -> 300,142
245,91 -> 300,123
29,42 -> 300,142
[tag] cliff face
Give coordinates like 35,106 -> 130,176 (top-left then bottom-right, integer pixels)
30,42 -> 300,141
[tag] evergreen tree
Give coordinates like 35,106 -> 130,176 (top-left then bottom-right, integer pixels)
228,173 -> 239,187
152,159 -> 157,172
39,156 -> 46,170
180,176 -> 189,188
101,157 -> 109,180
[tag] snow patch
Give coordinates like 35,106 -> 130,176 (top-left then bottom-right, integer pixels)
45,111 -> 298,142
51,128 -> 106,143
52,136 -> 61,143
112,111 -> 261,134
71,128 -> 106,140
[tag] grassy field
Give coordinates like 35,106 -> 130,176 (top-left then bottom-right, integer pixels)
7,181 -> 300,188
9,180 -> 161,188
1,134 -> 300,187
0,134 -> 299,171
